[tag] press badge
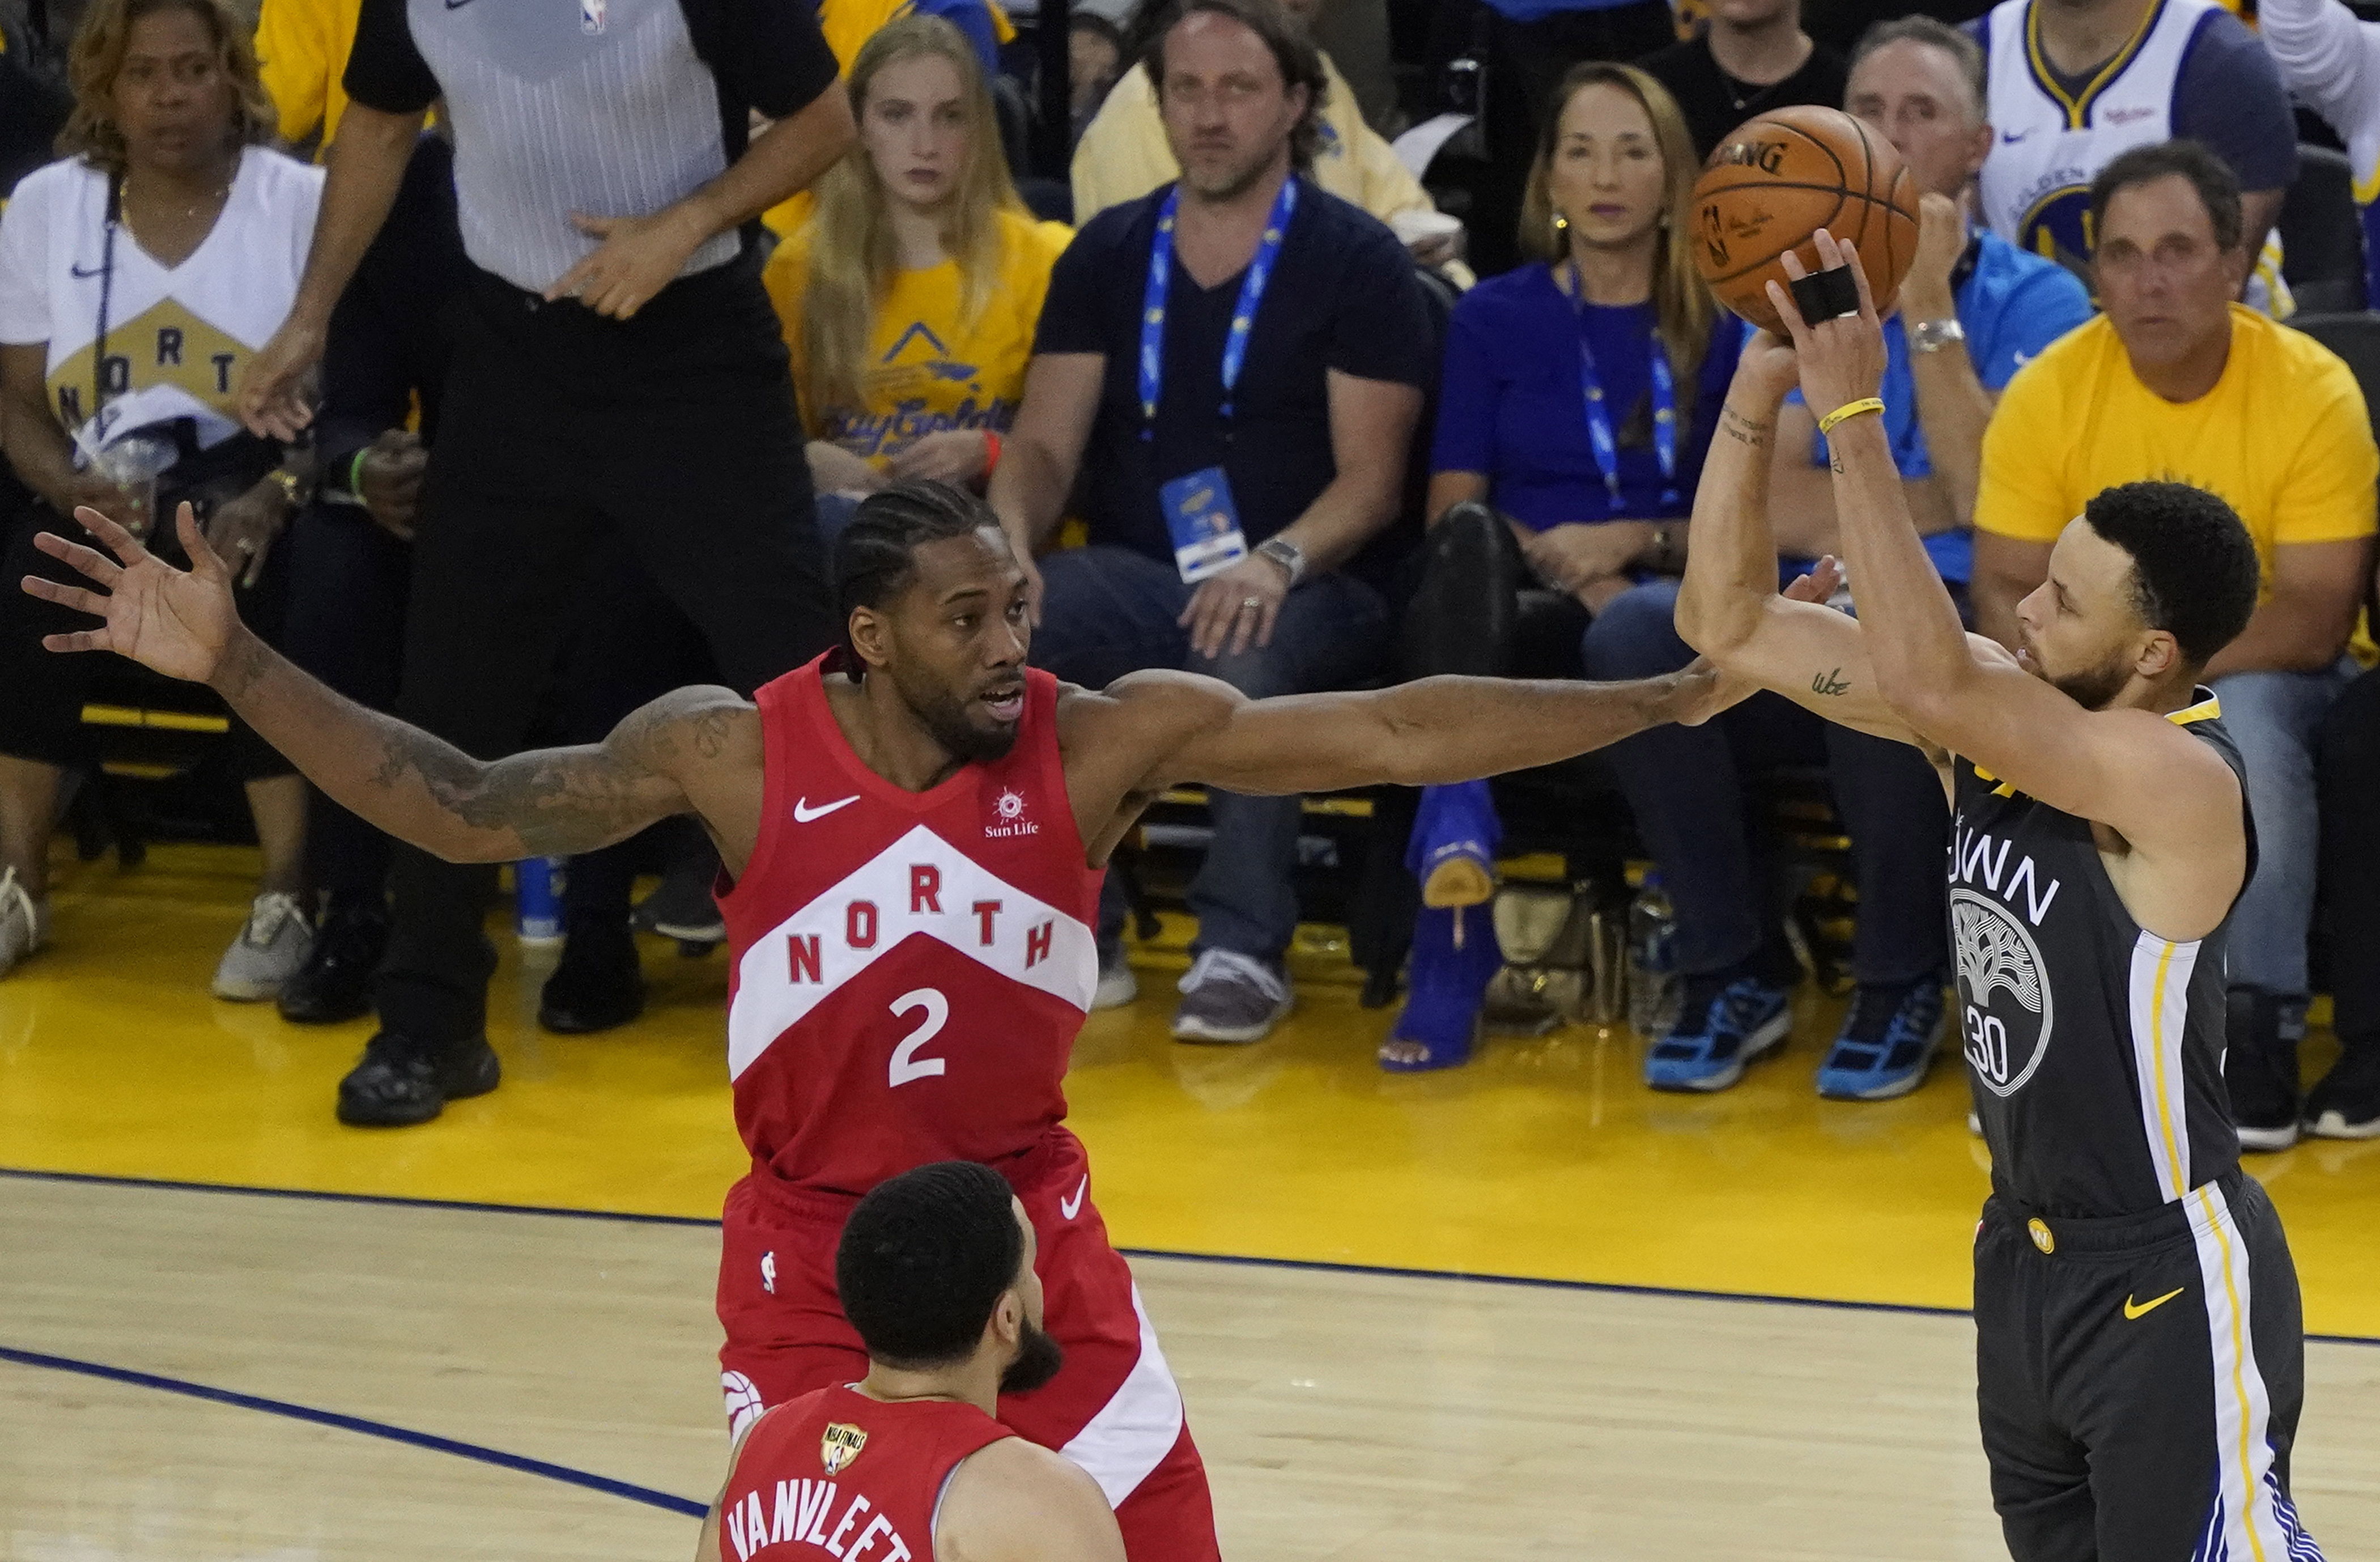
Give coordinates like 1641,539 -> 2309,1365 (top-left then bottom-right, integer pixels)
1159,466 -> 1250,583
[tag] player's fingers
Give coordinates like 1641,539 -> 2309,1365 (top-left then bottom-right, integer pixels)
40,629 -> 109,654
1811,227 -> 1844,273
1843,244 -> 1878,322
71,505 -> 146,563
29,532 -> 122,585
1765,279 -> 1810,342
1779,248 -> 1809,282
20,576 -> 110,617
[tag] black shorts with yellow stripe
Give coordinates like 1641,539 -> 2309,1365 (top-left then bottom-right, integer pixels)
1975,1170 -> 2324,1562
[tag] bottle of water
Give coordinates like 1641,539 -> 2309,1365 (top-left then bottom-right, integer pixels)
516,856 -> 567,945
1626,872 -> 1680,1038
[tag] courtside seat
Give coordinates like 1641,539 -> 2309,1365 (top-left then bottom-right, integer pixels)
2280,148 -> 2368,315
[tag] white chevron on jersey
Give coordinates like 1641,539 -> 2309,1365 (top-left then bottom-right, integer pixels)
726,824 -> 1097,1081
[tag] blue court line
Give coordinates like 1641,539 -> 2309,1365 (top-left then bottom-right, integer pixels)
8,1164 -> 2377,1348
0,1343 -> 708,1518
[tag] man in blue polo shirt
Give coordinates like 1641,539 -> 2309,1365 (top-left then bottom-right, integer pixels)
1783,18 -> 2092,1094
1590,15 -> 2095,1098
991,0 -> 1431,1043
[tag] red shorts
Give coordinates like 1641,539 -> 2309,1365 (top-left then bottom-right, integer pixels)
716,1129 -> 1219,1562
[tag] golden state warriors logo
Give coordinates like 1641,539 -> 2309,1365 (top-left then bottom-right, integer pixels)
1953,889 -> 2055,1098
821,1423 -> 867,1476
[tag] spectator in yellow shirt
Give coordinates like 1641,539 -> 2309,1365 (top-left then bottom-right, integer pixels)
1973,141 -> 2379,1150
763,15 -> 1068,528
252,0 -> 356,150
1070,0 -> 1463,271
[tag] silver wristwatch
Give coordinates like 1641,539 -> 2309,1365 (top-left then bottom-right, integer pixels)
1909,317 -> 1967,355
1256,536 -> 1306,587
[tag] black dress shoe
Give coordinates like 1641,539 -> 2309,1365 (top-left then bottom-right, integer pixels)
278,898 -> 389,1025
538,934 -> 645,1034
336,1032 -> 501,1127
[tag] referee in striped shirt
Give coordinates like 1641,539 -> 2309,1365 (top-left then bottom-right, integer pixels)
236,0 -> 855,1128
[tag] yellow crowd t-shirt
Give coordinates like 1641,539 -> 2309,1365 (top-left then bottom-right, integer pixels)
254,0 -> 359,151
763,205 -> 1069,465
1977,305 -> 2378,603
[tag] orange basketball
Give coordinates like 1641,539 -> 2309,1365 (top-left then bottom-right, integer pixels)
1690,105 -> 1919,337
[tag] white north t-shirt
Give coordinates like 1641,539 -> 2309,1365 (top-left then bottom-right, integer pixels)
0,146 -> 322,453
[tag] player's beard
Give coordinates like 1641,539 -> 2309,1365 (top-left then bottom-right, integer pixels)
895,664 -> 1021,764
1000,1319 -> 1064,1395
2050,650 -> 2131,712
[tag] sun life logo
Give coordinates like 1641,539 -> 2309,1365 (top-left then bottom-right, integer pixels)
987,788 -> 1038,838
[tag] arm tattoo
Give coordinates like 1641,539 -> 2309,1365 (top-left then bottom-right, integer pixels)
214,633 -> 271,704
1719,408 -> 1773,449
1810,667 -> 1852,697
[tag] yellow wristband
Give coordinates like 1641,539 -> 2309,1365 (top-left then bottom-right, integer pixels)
1817,397 -> 1886,438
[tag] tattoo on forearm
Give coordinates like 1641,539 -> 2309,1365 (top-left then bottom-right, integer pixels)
1810,667 -> 1852,697
1719,408 -> 1773,449
214,634 -> 271,703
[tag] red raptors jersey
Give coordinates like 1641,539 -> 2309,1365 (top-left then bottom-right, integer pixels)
719,1385 -> 1012,1562
719,656 -> 1102,1196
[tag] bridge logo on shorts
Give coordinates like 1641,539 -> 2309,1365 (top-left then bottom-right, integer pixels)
1953,888 -> 2055,1097
821,1423 -> 868,1476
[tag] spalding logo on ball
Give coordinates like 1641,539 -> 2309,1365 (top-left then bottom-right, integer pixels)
1691,104 -> 1920,337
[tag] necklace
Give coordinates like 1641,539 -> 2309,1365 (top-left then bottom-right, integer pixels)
118,172 -> 232,253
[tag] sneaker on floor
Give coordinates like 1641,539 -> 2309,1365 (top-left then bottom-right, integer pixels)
336,1032 -> 502,1127
632,851 -> 725,944
0,867 -> 50,978
1644,971 -> 1794,1093
1093,946 -> 1138,1011
2304,1042 -> 2380,1140
212,890 -> 314,1001
539,932 -> 646,1034
1816,978 -> 1948,1101
2224,989 -> 2301,1152
277,896 -> 389,1024
1171,948 -> 1293,1044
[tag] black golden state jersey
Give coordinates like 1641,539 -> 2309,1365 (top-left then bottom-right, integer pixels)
1954,691 -> 2256,1219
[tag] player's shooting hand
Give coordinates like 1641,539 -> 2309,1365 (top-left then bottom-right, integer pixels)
1767,230 -> 1886,426
1731,328 -> 1803,413
549,206 -> 710,320
1179,553 -> 1288,662
23,503 -> 239,683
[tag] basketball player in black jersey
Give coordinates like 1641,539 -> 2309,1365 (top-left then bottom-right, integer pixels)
1674,233 -> 2322,1561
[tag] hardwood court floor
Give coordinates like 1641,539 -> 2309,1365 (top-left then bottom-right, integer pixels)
4,843 -> 2380,1557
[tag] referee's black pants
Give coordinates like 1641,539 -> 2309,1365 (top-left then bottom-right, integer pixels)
1975,1172 -> 2323,1561
373,258 -> 834,1048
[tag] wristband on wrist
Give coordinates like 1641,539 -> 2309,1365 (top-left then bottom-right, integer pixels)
1817,397 -> 1886,438
348,448 -> 370,497
981,430 -> 1002,477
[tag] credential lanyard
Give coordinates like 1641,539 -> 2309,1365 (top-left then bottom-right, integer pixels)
1139,179 -> 1299,438
1570,261 -> 1676,513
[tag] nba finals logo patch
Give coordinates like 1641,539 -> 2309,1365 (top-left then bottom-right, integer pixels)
821,1423 -> 868,1476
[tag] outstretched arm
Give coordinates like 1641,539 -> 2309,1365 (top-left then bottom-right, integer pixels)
1771,240 -> 2245,886
24,506 -> 722,864
1671,328 -> 1932,752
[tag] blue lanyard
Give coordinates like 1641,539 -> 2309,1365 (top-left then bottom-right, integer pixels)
1139,179 -> 1299,437
1569,262 -> 1677,514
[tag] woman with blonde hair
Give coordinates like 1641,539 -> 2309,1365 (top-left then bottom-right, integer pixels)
1384,63 -> 1769,1073
0,0 -> 325,996
763,15 -> 1068,527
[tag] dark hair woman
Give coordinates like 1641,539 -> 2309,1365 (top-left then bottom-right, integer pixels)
0,0 -> 324,994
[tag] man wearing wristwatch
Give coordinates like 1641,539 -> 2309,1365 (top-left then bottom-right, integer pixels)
989,0 -> 1433,1043
1722,16 -> 2093,1100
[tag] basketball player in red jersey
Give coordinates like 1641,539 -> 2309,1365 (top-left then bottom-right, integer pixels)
24,482 -> 1834,1560
698,1160 -> 1122,1562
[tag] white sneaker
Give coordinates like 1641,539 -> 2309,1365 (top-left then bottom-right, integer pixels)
0,867 -> 50,978
1171,948 -> 1294,1044
213,891 -> 315,1001
1093,949 -> 1139,1010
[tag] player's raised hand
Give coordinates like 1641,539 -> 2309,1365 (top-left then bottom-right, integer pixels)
1765,228 -> 1886,425
22,503 -> 240,683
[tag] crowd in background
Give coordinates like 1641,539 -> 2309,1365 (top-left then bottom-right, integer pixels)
0,0 -> 2376,1151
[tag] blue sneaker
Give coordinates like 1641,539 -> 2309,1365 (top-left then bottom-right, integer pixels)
1409,780 -> 1499,909
1816,979 -> 1948,1101
1644,973 -> 1795,1092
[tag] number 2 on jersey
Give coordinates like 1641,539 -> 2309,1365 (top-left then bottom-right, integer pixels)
888,988 -> 950,1087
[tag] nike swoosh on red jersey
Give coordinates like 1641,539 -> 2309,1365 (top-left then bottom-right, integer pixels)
1060,1174 -> 1087,1220
792,795 -> 860,823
